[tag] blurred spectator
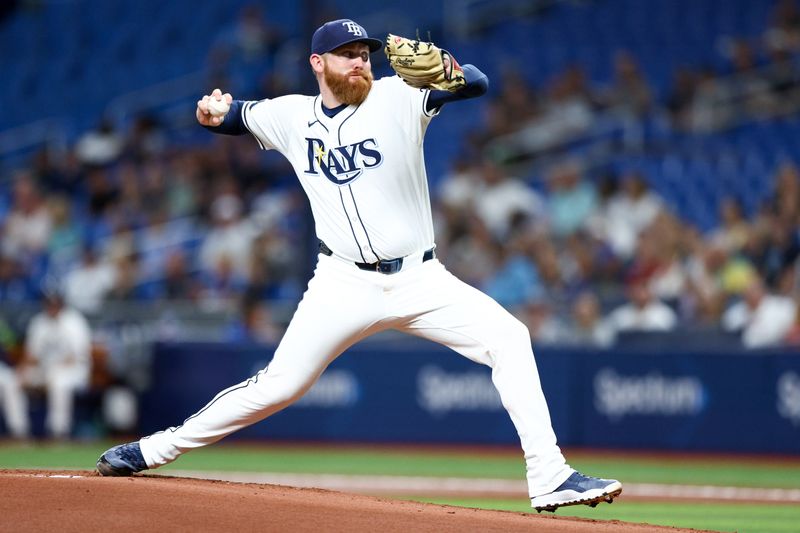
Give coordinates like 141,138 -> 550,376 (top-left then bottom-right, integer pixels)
473,159 -> 546,240
714,243 -> 757,295
209,3 -> 285,96
666,67 -> 698,131
247,227 -> 301,300
1,173 -> 52,261
683,233 -> 727,323
562,231 -> 621,292
437,159 -> 481,212
84,166 -> 120,219
519,298 -> 570,344
595,172 -> 664,259
101,211 -> 137,264
599,50 -> 653,117
565,291 -> 615,348
523,65 -> 594,153
165,153 -> 202,218
766,0 -> 800,52
770,162 -> 800,222
483,242 -> 542,309
441,215 -> 501,288
124,115 -> 167,163
532,237 -> 588,310
46,195 -> 83,276
627,212 -> 687,303
606,281 -> 678,335
74,118 -> 124,167
758,215 -> 800,287
764,45 -> 800,108
199,193 -> 256,282
0,255 -> 35,302
552,64 -> 594,121
146,250 -> 201,301
31,149 -> 84,197
106,255 -> 142,302
137,206 -> 198,281
199,255 -> 249,308
546,161 -> 597,238
223,292 -> 281,344
492,68 -> 540,136
688,67 -> 733,132
62,246 -> 117,314
226,4 -> 283,62
722,277 -> 797,348
709,197 -> 751,253
725,39 -> 775,119
15,287 -> 92,439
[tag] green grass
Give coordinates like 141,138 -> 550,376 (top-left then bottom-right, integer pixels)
414,498 -> 800,533
564,455 -> 800,489
2,442 -> 799,533
4,443 -> 800,488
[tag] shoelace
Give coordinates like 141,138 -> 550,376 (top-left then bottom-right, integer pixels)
115,445 -> 146,469
565,472 -> 609,490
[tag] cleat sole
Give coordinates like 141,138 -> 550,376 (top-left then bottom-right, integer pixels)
533,486 -> 622,513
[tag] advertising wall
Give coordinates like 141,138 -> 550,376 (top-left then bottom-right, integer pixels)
139,340 -> 800,453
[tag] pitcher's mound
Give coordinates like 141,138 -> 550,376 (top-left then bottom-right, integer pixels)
0,470 -> 699,532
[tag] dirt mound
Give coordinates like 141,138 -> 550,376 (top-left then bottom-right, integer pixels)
0,470 -> 702,532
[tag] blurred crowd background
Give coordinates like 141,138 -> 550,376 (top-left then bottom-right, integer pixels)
1,0 -> 800,437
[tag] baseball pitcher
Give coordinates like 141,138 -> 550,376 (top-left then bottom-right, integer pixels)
97,18 -> 621,512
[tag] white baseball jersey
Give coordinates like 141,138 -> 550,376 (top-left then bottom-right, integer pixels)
242,76 -> 436,263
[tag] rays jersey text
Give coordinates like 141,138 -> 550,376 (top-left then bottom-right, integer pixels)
304,137 -> 383,185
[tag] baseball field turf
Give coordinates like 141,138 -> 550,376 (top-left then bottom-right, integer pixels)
1,441 -> 798,532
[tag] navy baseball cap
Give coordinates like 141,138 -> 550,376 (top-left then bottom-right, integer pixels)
311,19 -> 383,55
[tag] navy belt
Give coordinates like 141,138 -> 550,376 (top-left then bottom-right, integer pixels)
319,241 -> 435,274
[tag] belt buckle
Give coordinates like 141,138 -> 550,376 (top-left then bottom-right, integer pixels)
377,258 -> 403,274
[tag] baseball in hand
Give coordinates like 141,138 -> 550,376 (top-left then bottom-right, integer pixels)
207,97 -> 230,117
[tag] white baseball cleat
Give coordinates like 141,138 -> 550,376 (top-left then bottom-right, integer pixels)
531,471 -> 622,513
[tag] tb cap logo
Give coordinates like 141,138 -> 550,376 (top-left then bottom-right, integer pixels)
342,21 -> 364,36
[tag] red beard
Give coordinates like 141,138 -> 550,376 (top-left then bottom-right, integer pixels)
323,63 -> 373,105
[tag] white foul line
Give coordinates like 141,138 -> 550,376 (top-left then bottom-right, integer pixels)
162,471 -> 800,503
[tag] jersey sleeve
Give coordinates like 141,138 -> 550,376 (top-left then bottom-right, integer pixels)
383,76 -> 438,144
240,95 -> 304,153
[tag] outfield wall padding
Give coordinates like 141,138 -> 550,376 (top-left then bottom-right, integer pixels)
139,340 -> 800,453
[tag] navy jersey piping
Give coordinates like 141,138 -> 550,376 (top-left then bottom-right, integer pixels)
311,96 -> 330,133
348,185 -> 380,262
242,101 -> 265,149
336,103 -> 380,261
338,187 -> 368,263
141,367 -> 270,438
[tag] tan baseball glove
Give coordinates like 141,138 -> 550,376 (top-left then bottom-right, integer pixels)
384,34 -> 466,92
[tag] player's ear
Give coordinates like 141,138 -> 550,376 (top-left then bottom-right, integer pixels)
309,54 -> 324,74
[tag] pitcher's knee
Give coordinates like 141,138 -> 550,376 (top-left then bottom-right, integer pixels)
503,316 -> 532,348
252,373 -> 313,408
483,316 -> 533,366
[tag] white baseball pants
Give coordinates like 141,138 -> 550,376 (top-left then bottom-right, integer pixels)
140,254 -> 573,496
